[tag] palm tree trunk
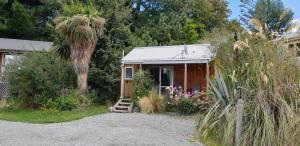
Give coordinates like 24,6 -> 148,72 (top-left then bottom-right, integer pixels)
69,39 -> 97,94
77,72 -> 88,93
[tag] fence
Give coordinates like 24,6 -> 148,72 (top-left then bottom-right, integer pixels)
0,81 -> 10,100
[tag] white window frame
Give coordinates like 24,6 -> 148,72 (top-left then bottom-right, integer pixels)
125,66 -> 134,80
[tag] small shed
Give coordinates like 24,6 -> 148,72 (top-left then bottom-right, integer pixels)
120,44 -> 216,97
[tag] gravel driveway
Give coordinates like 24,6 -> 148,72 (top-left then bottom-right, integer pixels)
0,113 -> 203,146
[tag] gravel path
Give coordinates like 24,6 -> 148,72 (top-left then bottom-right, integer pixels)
0,113 -> 203,146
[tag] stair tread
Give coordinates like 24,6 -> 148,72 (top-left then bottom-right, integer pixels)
116,105 -> 130,108
113,109 -> 129,113
121,98 -> 131,101
119,102 -> 131,105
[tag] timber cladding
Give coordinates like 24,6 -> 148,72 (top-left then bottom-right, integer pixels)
123,63 -> 215,97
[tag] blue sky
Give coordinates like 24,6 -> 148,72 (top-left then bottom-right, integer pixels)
228,0 -> 300,20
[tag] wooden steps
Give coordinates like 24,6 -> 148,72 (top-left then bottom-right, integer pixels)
112,98 -> 133,113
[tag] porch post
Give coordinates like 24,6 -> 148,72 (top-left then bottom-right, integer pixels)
120,64 -> 125,98
139,64 -> 142,71
206,61 -> 210,91
295,43 -> 297,56
184,63 -> 187,94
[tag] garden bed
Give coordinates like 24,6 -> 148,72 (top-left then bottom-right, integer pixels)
0,105 -> 107,123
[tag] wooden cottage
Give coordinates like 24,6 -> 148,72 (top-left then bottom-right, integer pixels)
120,44 -> 216,97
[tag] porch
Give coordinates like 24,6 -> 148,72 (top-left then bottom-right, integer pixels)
120,63 -> 215,97
120,44 -> 216,98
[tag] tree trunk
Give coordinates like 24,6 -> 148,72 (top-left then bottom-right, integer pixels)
77,72 -> 88,93
69,38 -> 97,94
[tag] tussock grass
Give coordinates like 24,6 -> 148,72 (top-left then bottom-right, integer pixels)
139,89 -> 165,114
199,33 -> 300,146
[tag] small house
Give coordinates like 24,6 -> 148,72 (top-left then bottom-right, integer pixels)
120,44 -> 216,97
0,38 -> 52,74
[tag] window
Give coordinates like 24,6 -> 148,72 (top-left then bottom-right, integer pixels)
125,67 -> 133,80
4,54 -> 19,65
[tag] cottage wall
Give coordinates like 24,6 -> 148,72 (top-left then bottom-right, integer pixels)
122,62 -> 215,97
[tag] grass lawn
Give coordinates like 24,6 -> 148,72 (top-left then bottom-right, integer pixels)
200,129 -> 224,146
0,105 -> 107,123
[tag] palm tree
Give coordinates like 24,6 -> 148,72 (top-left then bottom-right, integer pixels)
53,2 -> 105,93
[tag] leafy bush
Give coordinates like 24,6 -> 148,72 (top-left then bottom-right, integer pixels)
138,89 -> 165,113
41,90 -> 89,111
43,99 -> 58,110
133,71 -> 154,100
178,98 -> 198,115
6,51 -> 75,108
55,90 -> 79,111
56,96 -> 78,111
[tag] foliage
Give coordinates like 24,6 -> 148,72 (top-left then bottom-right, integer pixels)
0,0 -> 230,102
41,89 -> 99,111
138,89 -> 165,114
165,86 -> 209,115
183,20 -> 201,44
6,51 -> 75,108
0,99 -> 7,108
240,0 -> 293,35
131,0 -> 229,44
0,105 -> 107,123
53,1 -> 105,92
6,0 -> 35,38
138,97 -> 153,113
56,94 -> 79,111
133,71 -> 154,100
199,31 -> 300,145
42,98 -> 59,111
177,98 -> 198,115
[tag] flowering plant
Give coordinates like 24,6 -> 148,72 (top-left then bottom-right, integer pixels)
165,86 -> 206,114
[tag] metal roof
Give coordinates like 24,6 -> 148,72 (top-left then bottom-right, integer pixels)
122,44 -> 216,64
0,38 -> 53,52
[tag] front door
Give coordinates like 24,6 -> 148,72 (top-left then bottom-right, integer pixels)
149,66 -> 173,96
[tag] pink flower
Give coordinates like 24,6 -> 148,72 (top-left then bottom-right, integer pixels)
175,95 -> 180,102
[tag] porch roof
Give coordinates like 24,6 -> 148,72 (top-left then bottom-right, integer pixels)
122,44 -> 216,64
0,38 -> 52,52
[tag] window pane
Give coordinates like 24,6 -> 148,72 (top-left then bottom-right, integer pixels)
5,55 -> 19,65
161,67 -> 172,86
125,68 -> 133,79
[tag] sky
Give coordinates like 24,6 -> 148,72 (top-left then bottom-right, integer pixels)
228,0 -> 300,20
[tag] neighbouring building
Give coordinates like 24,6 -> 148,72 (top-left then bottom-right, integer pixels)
0,38 -> 52,74
271,19 -> 300,59
0,38 -> 52,99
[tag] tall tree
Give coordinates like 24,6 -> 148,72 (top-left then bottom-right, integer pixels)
6,0 -> 35,39
240,0 -> 293,34
53,2 -> 105,93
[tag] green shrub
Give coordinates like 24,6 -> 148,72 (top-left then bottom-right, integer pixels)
85,90 -> 100,104
133,71 -> 154,100
43,99 -> 58,110
56,96 -> 79,111
6,51 -> 75,108
177,98 -> 198,115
